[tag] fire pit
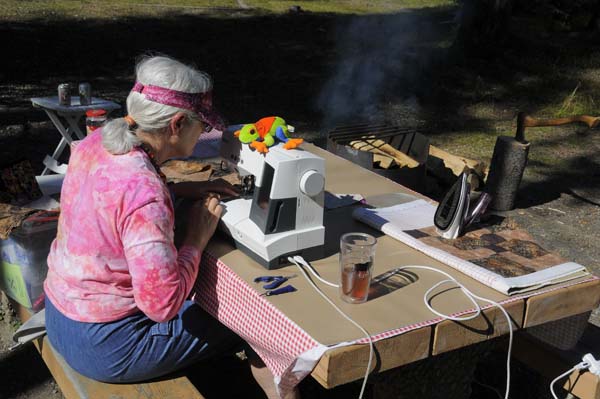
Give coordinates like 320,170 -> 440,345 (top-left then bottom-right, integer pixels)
326,123 -> 430,192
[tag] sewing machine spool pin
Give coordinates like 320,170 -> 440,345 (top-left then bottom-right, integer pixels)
241,175 -> 255,195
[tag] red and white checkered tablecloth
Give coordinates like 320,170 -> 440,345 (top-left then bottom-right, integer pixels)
192,250 -> 322,396
192,249 -> 599,398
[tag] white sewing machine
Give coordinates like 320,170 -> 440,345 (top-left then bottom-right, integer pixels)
219,126 -> 325,269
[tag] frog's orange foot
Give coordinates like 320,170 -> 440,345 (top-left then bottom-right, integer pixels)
250,141 -> 269,153
283,138 -> 303,150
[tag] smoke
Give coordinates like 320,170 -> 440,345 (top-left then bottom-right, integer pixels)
317,15 -> 414,131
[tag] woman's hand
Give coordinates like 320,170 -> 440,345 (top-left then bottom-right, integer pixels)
182,194 -> 223,252
171,179 -> 239,200
201,179 -> 240,198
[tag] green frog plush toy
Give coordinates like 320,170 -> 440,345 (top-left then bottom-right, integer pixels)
234,116 -> 303,154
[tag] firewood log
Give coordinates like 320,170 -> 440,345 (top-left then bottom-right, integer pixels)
349,139 -> 419,168
427,145 -> 487,190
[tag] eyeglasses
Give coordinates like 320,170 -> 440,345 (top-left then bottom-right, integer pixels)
202,122 -> 213,133
189,114 -> 213,133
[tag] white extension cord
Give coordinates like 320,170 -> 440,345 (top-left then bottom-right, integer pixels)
288,256 -> 514,399
550,353 -> 600,399
288,255 -> 373,399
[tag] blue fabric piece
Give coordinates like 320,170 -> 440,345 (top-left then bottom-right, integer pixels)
45,296 -> 242,383
275,126 -> 288,143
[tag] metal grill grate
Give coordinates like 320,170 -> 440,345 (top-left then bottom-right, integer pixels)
326,123 -> 430,192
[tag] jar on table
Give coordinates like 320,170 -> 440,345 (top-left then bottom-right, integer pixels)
85,109 -> 107,135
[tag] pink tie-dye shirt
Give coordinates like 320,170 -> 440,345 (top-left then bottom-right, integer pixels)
44,130 -> 200,323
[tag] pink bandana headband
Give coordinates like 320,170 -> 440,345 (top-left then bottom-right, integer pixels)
131,81 -> 225,131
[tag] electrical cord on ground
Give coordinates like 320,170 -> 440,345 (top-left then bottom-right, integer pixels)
473,378 -> 504,399
550,353 -> 600,399
550,365 -> 581,399
289,256 -> 514,399
392,265 -> 513,399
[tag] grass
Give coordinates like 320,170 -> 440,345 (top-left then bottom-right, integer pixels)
430,119 -> 598,184
553,82 -> 598,117
0,0 -> 454,20
430,130 -> 498,162
1,1 -> 597,191
0,0 -> 238,20
244,0 -> 453,13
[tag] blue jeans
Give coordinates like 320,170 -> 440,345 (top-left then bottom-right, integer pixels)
45,296 -> 242,383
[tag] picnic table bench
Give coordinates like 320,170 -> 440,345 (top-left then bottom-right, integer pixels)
10,297 -> 206,399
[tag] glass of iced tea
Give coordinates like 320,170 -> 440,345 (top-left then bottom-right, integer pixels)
339,232 -> 376,304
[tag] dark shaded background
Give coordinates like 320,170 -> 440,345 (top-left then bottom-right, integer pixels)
1,4 -> 599,399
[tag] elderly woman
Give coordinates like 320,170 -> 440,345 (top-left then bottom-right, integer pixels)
44,55 -> 298,399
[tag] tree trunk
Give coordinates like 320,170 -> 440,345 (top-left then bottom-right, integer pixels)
587,3 -> 600,31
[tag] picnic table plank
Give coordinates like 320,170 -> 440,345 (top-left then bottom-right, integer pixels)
523,279 -> 600,328
432,298 -> 525,355
311,326 -> 431,388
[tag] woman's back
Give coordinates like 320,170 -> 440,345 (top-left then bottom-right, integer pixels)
44,130 -> 191,323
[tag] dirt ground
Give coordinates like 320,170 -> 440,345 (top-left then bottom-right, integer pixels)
1,4 -> 599,399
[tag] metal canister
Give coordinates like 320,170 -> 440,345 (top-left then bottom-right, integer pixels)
78,82 -> 92,105
85,109 -> 107,135
58,83 -> 71,106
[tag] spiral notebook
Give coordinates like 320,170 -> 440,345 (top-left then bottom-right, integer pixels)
352,199 -> 589,295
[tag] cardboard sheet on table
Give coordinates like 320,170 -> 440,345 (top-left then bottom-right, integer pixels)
205,145 -> 481,345
212,216 -> 512,346
207,144 -> 591,346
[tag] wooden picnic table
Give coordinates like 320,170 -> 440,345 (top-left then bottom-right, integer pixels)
5,141 -> 599,399
193,142 -> 600,395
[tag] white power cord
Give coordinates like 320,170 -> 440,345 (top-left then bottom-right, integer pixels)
291,255 -> 339,288
288,256 -> 372,399
289,256 -> 514,399
550,353 -> 600,399
399,265 -> 513,399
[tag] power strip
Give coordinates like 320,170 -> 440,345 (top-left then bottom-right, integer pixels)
583,353 -> 600,376
550,353 -> 600,398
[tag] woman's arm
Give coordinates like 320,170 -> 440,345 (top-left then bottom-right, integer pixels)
170,178 -> 239,200
121,198 -> 200,323
121,195 -> 223,323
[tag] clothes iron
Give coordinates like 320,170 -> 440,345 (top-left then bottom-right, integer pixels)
434,172 -> 492,239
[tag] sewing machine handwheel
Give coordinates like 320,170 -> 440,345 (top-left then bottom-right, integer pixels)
300,170 -> 324,197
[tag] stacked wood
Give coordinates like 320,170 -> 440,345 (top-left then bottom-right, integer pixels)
348,137 -> 487,190
427,145 -> 488,190
349,138 -> 419,169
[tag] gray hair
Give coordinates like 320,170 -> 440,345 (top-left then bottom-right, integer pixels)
102,55 -> 213,154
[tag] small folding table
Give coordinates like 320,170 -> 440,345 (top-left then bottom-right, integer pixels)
30,96 -> 121,175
